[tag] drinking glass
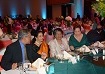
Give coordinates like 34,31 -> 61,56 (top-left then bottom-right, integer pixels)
17,62 -> 24,74
59,54 -> 64,63
93,56 -> 99,61
23,60 -> 31,72
82,47 -> 86,55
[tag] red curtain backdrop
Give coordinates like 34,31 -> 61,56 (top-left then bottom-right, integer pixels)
47,0 -> 70,5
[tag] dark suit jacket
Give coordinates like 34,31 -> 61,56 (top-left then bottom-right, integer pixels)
1,40 -> 34,70
26,44 -> 50,63
26,44 -> 41,63
1,41 -> 41,70
87,29 -> 105,44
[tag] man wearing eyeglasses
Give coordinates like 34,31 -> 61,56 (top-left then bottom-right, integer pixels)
1,29 -> 31,70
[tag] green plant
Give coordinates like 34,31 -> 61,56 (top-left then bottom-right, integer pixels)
91,1 -> 105,17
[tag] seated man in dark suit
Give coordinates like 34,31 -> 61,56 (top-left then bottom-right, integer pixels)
87,25 -> 105,44
1,29 -> 32,70
1,29 -> 47,70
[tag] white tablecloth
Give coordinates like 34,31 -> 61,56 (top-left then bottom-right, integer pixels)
1,70 -> 38,74
1,66 -> 48,74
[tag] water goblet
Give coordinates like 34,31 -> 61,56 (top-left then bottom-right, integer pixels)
17,62 -> 24,74
23,60 -> 31,72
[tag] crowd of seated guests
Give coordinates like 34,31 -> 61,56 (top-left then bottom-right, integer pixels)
0,13 -> 105,71
0,14 -> 103,39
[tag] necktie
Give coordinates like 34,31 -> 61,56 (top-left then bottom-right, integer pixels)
23,46 -> 28,63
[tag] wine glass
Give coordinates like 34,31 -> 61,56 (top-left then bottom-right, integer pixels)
53,53 -> 58,61
17,62 -> 24,74
82,46 -> 86,55
59,54 -> 64,63
93,56 -> 99,61
23,60 -> 31,72
73,53 -> 80,61
103,49 -> 105,60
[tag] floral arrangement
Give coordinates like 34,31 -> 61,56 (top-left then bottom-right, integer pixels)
65,16 -> 72,27
59,16 -> 64,20
65,16 -> 72,21
91,1 -> 105,17
53,21 -> 60,26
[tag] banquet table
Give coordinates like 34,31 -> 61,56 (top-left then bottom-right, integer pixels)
1,58 -> 105,74
47,57 -> 105,74
1,69 -> 38,74
92,57 -> 105,67
1,46 -> 105,74
90,50 -> 105,67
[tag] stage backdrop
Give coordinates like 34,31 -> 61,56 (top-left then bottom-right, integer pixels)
0,0 -> 46,19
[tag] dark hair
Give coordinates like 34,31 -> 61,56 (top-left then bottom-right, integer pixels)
53,28 -> 63,36
94,13 -> 97,17
34,30 -> 44,37
48,30 -> 53,35
32,30 -> 44,43
73,25 -> 81,31
18,29 -> 30,40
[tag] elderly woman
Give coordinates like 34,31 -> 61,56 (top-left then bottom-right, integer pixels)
48,28 -> 70,57
69,25 -> 90,50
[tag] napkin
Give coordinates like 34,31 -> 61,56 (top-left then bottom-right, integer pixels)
82,45 -> 90,52
91,47 -> 99,55
101,41 -> 105,44
1,70 -> 20,74
32,58 -> 45,69
63,51 -> 77,64
77,45 -> 90,52
94,48 -> 98,53
31,58 -> 46,74
63,51 -> 73,59
23,63 -> 31,69
94,41 -> 104,47
70,57 -> 77,64
91,50 -> 97,55
98,41 -> 104,47
37,67 -> 46,74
